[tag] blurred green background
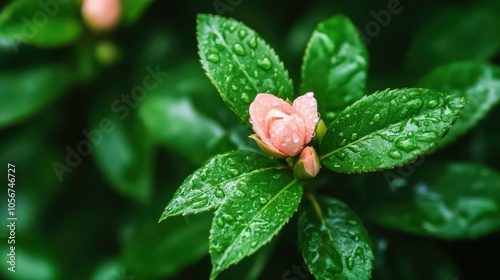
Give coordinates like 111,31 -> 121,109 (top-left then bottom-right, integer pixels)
0,0 -> 499,279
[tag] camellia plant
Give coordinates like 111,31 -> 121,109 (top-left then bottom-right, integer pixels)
159,14 -> 499,280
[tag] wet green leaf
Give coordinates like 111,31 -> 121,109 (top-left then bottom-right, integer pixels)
0,65 -> 73,127
301,15 -> 368,123
91,85 -> 154,202
160,150 -> 280,220
419,61 -> 500,147
197,14 -> 294,127
138,61 -> 238,165
298,195 -> 373,280
370,162 -> 500,239
209,170 -> 302,280
320,88 -> 466,173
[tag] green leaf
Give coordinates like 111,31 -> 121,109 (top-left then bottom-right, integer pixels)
218,242 -> 274,280
91,85 -> 154,202
140,94 -> 226,165
0,65 -> 73,127
121,0 -> 154,24
369,162 -> 500,240
298,195 -> 373,280
404,6 -> 500,75
139,61 -> 238,165
209,170 -> 302,279
418,61 -> 500,147
123,213 -> 212,277
0,0 -> 83,48
160,150 -> 281,220
320,88 -> 466,173
300,14 -> 368,123
197,14 -> 294,127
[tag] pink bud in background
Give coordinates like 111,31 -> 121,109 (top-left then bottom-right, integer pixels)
82,0 -> 121,32
294,146 -> 320,180
249,92 -> 320,158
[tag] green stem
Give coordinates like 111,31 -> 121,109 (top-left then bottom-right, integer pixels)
306,191 -> 324,222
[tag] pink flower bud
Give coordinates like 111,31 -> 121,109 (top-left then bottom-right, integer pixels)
82,0 -> 121,32
294,146 -> 320,180
249,92 -> 320,157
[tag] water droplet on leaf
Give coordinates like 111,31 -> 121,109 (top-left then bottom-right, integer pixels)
238,29 -> 247,39
232,43 -> 246,56
247,36 -> 257,48
416,132 -> 438,142
395,137 -> 417,152
235,190 -> 246,197
257,57 -> 272,70
388,150 -> 402,159
206,53 -> 220,63
372,113 -> 381,123
428,99 -> 439,108
193,197 -> 208,208
241,93 -> 250,103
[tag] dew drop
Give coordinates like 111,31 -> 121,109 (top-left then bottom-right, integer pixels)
253,70 -> 259,78
389,100 -> 399,113
232,43 -> 246,56
292,132 -> 300,143
231,84 -> 239,91
372,113 -> 381,123
200,172 -> 208,180
206,53 -> 220,63
239,78 -> 247,85
257,57 -> 272,70
223,213 -> 235,222
259,197 -> 268,204
217,218 -> 224,227
247,36 -> 257,48
238,29 -> 247,39
230,169 -> 240,176
388,150 -> 402,159
235,190 -> 246,197
416,132 -> 438,143
251,241 -> 257,247
241,92 -> 250,103
340,139 -> 347,146
351,133 -> 358,141
428,99 -> 439,108
409,99 -> 423,109
394,137 -> 417,152
193,197 -> 208,208
215,188 -> 225,198
346,256 -> 355,271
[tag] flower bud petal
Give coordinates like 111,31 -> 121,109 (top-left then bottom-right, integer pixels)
249,93 -> 320,157
293,146 -> 320,180
249,134 -> 286,159
82,0 -> 121,32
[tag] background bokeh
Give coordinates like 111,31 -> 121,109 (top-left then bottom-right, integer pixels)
0,0 -> 499,279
